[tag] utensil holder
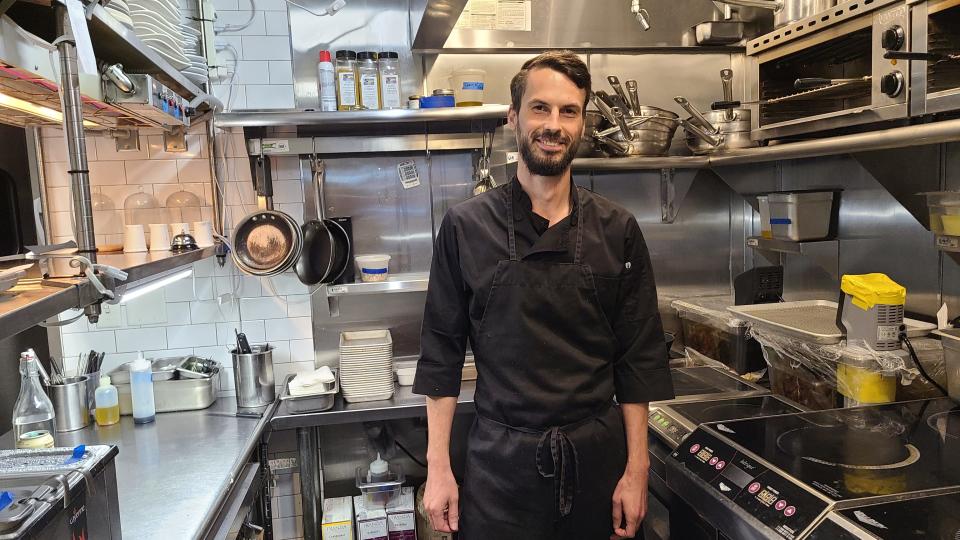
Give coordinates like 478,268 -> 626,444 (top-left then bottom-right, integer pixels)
230,345 -> 276,408
48,376 -> 90,432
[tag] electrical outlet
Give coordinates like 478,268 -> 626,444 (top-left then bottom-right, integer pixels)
125,289 -> 168,325
94,302 -> 122,329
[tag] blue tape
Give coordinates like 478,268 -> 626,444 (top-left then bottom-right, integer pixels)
361,267 -> 388,275
0,491 -> 13,512
770,218 -> 792,225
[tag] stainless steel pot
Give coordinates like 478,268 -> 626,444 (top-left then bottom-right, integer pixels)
713,0 -> 837,28
675,96 -> 755,155
593,114 -> 679,157
577,110 -> 608,158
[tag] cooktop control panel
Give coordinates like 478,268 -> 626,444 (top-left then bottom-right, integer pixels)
649,408 -> 688,447
671,429 -> 829,540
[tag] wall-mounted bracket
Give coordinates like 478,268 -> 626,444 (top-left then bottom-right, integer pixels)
660,168 -> 696,223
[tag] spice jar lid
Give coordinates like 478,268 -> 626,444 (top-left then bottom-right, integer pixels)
408,95 -> 422,100
379,51 -> 399,59
357,51 -> 378,61
433,89 -> 455,96
335,50 -> 357,60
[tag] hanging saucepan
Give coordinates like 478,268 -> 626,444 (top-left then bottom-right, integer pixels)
674,95 -> 755,155
232,156 -> 303,276
294,158 -> 351,286
710,0 -> 837,29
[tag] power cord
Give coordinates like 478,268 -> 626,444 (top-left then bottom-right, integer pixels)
395,440 -> 427,469
902,333 -> 948,396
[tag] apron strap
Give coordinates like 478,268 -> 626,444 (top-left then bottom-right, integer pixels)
506,182 -> 519,261
535,427 -> 579,519
572,186 -> 584,265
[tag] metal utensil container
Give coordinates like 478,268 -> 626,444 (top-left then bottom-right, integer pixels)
279,373 -> 338,414
47,376 -> 89,432
230,344 -> 276,408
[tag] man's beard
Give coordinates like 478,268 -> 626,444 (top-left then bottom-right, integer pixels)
518,127 -> 580,176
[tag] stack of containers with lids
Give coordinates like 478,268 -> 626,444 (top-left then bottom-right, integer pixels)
325,49 -> 403,111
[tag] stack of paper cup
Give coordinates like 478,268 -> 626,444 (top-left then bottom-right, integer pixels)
148,224 -> 170,251
123,224 -> 147,253
193,221 -> 214,247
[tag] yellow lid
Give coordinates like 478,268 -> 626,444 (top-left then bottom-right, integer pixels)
841,273 -> 906,310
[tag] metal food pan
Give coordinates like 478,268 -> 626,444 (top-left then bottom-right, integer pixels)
109,356 -> 185,384
727,300 -> 936,344
279,372 -> 338,414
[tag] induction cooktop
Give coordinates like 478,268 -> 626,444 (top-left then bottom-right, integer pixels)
650,395 -> 805,449
666,398 -> 960,540
807,491 -> 960,539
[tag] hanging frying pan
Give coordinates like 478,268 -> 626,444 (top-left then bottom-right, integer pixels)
295,158 -> 351,285
232,156 -> 303,276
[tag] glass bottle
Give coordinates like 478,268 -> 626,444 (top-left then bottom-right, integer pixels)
335,50 -> 359,111
13,351 -> 56,448
378,51 -> 402,110
357,51 -> 381,110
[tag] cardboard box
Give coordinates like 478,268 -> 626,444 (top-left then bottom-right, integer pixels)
322,497 -> 354,540
354,495 -> 389,540
386,487 -> 416,540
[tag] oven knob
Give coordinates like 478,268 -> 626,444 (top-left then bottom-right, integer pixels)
881,25 -> 905,51
881,71 -> 905,97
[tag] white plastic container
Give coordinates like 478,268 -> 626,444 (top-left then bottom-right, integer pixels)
757,195 -> 772,239
129,352 -> 156,424
450,68 -> 486,106
767,191 -> 835,241
396,367 -> 416,386
355,254 -> 391,282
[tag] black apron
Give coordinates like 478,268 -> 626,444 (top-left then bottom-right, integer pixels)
460,183 -> 639,540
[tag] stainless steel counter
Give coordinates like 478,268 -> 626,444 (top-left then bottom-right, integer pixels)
0,397 -> 274,540
270,380 -> 476,430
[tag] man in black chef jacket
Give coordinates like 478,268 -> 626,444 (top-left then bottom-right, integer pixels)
413,50 -> 675,540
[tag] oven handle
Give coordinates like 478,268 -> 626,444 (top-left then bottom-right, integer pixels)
885,50 -> 960,63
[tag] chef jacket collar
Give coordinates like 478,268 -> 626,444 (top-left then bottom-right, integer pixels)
510,177 -> 579,258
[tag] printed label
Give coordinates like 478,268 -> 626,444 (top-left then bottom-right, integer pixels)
338,72 -> 357,106
462,81 -> 485,90
382,74 -> 402,108
357,518 -> 388,540
398,160 -> 421,189
360,73 -> 380,109
877,325 -> 899,341
67,493 -> 87,540
261,139 -> 291,154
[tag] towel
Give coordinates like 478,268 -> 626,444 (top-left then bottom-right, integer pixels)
289,366 -> 336,396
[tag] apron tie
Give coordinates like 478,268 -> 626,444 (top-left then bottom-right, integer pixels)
535,426 -> 580,518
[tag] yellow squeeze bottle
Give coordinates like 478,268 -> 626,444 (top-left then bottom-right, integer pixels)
94,375 -> 120,426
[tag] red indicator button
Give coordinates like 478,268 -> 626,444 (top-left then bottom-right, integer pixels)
690,444 -> 701,454
748,482 -> 761,494
784,506 -> 796,517
775,500 -> 787,511
715,460 -> 726,470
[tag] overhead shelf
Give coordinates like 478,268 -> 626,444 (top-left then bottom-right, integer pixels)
746,236 -> 837,254
215,104 -> 509,130
325,272 -> 429,297
0,246 -> 214,342
572,156 -> 709,171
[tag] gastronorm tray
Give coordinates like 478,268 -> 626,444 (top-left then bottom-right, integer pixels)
727,300 -> 936,344
279,372 -> 339,414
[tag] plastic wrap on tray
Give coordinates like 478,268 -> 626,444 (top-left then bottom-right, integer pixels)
672,296 -> 748,331
748,326 -> 945,409
672,296 -> 767,374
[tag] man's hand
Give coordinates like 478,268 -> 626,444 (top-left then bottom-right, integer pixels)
424,465 -> 460,533
610,466 -> 648,539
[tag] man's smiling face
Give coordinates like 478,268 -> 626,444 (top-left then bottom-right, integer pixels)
509,67 -> 586,176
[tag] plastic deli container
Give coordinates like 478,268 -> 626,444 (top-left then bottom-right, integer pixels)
450,68 -> 486,106
767,190 -> 836,241
672,296 -> 766,375
922,192 -> 960,236
757,195 -> 772,239
355,254 -> 391,282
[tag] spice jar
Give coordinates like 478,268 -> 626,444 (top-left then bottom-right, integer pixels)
378,51 -> 402,110
357,51 -> 380,110
335,50 -> 359,111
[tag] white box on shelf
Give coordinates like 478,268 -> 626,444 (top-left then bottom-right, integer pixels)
322,496 -> 354,540
386,487 -> 416,540
354,496 -> 388,540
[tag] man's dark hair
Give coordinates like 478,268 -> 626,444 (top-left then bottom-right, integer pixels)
509,50 -> 591,114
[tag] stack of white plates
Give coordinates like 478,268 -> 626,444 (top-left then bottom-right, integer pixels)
128,0 -> 190,70
104,0 -> 135,30
339,330 -> 394,403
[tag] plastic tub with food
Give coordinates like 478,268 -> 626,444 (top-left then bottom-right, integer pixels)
354,254 -> 391,282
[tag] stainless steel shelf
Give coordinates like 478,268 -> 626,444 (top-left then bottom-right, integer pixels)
571,156 -> 710,171
0,247 -> 215,342
215,104 -> 509,128
271,380 -> 476,430
85,4 -> 203,101
324,272 -> 429,297
746,236 -> 837,254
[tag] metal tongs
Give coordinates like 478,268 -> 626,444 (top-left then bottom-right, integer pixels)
472,132 -> 497,196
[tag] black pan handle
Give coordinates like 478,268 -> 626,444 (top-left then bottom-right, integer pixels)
884,50 -> 943,62
793,78 -> 835,90
712,100 -> 742,110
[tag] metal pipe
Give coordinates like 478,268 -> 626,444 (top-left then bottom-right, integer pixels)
298,427 -> 321,540
711,117 -> 960,166
713,0 -> 782,11
54,4 -> 96,256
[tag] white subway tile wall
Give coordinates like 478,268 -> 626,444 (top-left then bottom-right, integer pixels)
43,131 -> 317,403
211,0 -> 295,110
